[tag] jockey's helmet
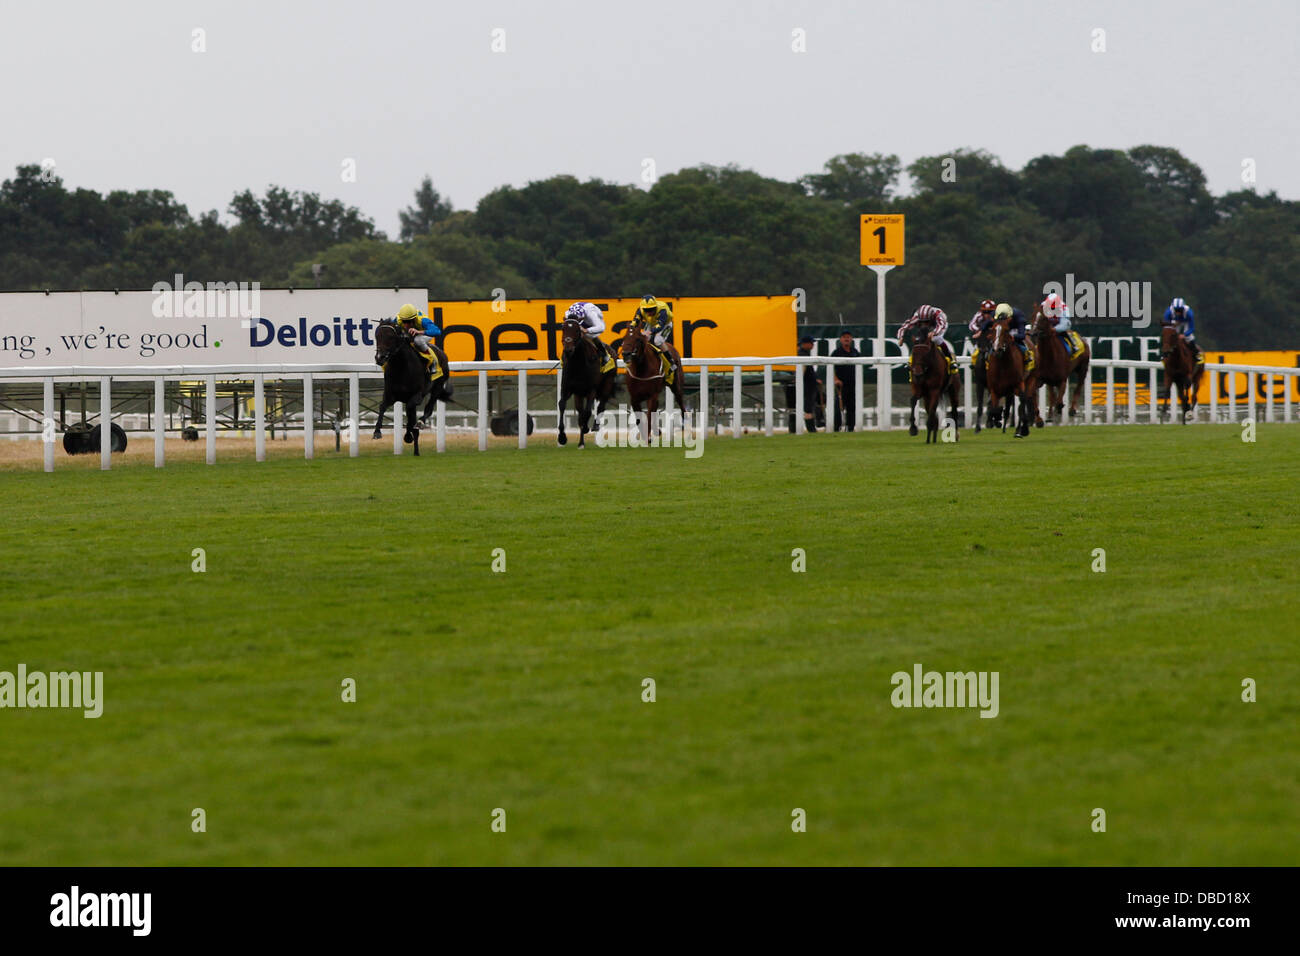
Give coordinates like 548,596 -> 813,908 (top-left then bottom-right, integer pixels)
979,299 -> 995,314
994,303 -> 1013,321
396,303 -> 421,323
640,295 -> 661,315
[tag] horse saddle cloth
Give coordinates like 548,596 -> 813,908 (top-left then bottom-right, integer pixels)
1064,331 -> 1085,360
421,351 -> 445,380
651,345 -> 675,385
1023,345 -> 1036,374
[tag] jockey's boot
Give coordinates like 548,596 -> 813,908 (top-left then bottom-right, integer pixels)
1189,340 -> 1203,364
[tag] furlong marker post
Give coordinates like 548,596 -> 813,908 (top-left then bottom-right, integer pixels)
871,265 -> 894,431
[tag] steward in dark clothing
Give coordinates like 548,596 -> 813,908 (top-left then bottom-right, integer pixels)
830,332 -> 861,431
785,336 -> 825,432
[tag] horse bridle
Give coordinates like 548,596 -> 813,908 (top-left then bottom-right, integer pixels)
374,322 -> 411,366
621,327 -> 664,382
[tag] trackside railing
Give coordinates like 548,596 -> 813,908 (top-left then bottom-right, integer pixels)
1,355 -> 1296,471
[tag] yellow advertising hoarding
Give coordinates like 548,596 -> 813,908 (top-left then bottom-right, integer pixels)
1199,352 -> 1300,403
428,296 -> 797,370
1091,352 -> 1300,405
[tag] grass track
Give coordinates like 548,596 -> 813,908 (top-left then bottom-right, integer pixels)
0,423 -> 1297,865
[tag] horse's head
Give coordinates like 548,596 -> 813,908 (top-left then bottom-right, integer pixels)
1160,324 -> 1179,359
374,319 -> 403,367
621,325 -> 647,366
990,320 -> 1009,356
561,318 -> 585,356
1030,309 -> 1051,338
910,337 -> 934,373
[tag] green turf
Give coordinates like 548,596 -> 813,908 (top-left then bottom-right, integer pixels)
0,422 -> 1296,865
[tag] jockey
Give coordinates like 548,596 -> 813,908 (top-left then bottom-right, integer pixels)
564,301 -> 611,361
969,299 -> 997,337
396,303 -> 441,370
632,295 -> 674,348
1041,292 -> 1076,355
993,303 -> 1032,362
1163,297 -> 1202,363
897,304 -> 957,376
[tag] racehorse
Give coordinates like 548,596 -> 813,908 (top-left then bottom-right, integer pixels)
372,319 -> 453,456
970,324 -> 994,433
616,321 -> 690,442
985,318 -> 1035,438
557,318 -> 618,447
905,331 -> 960,444
1030,309 -> 1091,425
1159,324 -> 1204,424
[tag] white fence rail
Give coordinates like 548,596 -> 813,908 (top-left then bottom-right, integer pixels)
2,355 -> 1296,472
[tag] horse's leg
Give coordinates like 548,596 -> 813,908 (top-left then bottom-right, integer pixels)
908,393 -> 919,436
373,398 -> 390,439
557,388 -> 570,446
645,395 -> 658,444
974,381 -> 984,433
629,396 -> 644,443
577,393 -> 590,448
409,403 -> 421,456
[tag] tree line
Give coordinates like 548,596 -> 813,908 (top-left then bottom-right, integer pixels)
2,145 -> 1296,348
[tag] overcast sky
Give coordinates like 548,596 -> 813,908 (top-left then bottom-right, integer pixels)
3,0 -> 1296,236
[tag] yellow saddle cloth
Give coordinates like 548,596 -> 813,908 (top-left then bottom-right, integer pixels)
600,350 -> 616,374
1065,331 -> 1086,361
650,345 -> 675,385
423,351 -> 444,380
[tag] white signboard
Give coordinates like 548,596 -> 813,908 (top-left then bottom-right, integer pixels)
0,287 -> 428,369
